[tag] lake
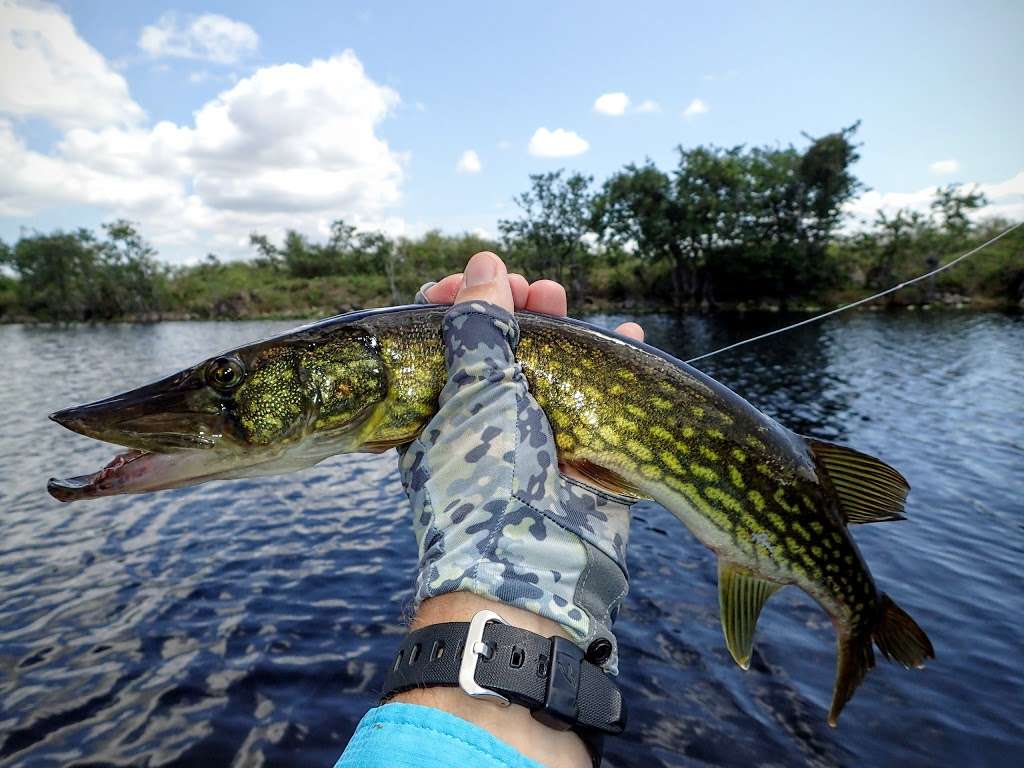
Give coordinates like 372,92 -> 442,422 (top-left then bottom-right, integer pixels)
1,310 -> 1022,767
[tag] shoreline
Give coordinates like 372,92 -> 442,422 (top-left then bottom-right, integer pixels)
2,294 -> 1019,326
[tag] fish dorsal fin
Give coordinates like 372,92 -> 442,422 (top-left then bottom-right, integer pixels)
561,458 -> 649,499
718,561 -> 781,670
806,439 -> 909,525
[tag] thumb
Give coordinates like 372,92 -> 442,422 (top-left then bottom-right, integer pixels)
454,252 -> 514,313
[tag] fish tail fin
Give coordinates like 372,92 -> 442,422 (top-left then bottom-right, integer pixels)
828,595 -> 934,726
828,631 -> 875,727
872,593 -> 935,669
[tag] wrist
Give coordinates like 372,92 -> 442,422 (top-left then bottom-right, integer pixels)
410,592 -> 571,637
392,593 -> 591,768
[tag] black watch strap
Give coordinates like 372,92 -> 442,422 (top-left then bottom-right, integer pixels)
380,610 -> 626,764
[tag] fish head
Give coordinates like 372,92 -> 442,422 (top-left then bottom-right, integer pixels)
48,327 -> 389,501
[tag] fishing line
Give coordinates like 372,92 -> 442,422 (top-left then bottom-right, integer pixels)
685,220 -> 1023,365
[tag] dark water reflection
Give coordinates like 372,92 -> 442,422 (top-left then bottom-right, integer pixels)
1,311 -> 1022,767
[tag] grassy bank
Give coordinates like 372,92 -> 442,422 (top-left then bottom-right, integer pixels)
3,245 -> 1019,325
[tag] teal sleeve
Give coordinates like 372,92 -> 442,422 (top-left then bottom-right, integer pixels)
333,703 -> 547,768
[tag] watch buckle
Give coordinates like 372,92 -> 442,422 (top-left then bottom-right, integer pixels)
458,609 -> 510,707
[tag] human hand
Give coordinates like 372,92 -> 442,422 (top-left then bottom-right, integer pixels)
417,264 -> 644,343
399,252 -> 641,670
414,257 -> 644,488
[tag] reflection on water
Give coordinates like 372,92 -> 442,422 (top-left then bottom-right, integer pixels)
1,311 -> 1022,767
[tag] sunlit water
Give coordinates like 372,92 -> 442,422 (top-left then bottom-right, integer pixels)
1,311 -> 1021,767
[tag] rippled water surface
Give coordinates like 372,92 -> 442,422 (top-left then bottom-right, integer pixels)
1,311 -> 1022,767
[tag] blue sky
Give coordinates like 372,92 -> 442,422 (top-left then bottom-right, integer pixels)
1,0 -> 1021,262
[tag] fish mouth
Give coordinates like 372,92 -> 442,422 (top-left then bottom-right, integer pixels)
46,447 -> 241,502
48,449 -> 156,502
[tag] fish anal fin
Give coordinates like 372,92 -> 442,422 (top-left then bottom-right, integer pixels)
806,438 -> 910,525
718,561 -> 781,670
562,458 -> 648,499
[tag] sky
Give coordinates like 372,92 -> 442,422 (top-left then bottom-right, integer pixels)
0,0 -> 1021,263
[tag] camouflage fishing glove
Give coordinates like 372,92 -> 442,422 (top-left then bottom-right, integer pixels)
399,291 -> 632,671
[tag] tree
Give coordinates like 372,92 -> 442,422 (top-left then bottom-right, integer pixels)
595,148 -> 746,307
865,208 -> 934,289
100,220 -> 166,316
595,162 -> 685,304
595,125 -> 861,307
499,171 -> 595,302
3,229 -> 100,320
354,230 -> 401,302
799,122 -> 863,239
327,219 -> 358,254
931,184 -> 987,238
249,233 -> 282,269
250,220 -> 395,280
729,123 -> 862,302
1,222 -> 166,321
397,229 -> 501,294
673,145 -> 747,305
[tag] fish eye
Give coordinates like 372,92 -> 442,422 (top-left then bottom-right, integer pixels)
206,357 -> 245,391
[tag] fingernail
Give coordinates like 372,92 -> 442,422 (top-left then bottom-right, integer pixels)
463,254 -> 499,288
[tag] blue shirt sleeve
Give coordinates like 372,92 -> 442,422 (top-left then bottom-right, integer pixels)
334,702 -> 547,768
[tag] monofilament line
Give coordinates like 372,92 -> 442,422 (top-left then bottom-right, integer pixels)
685,220 -> 1023,365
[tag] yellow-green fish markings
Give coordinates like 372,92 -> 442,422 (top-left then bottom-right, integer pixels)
48,305 -> 934,726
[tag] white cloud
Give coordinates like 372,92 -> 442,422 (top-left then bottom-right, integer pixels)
929,158 -> 959,175
593,93 -> 661,116
981,171 -> 1024,200
527,127 -> 589,158
682,98 -> 709,119
979,171 -> 1024,222
0,0 -> 144,129
0,37 -> 407,259
593,92 -> 629,116
456,149 -> 481,174
844,170 -> 1024,226
139,12 -> 258,64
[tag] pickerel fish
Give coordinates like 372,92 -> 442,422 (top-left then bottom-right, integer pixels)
48,305 -> 933,724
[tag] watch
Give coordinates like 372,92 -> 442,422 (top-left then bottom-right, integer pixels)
380,609 -> 627,766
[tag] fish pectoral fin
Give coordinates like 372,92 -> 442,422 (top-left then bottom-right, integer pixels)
361,437 -> 412,453
805,438 -> 909,524
561,458 -> 648,499
718,561 -> 781,670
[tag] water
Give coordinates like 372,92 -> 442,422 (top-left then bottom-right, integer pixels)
1,311 -> 1022,767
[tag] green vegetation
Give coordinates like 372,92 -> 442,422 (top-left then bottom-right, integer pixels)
830,187 -> 1023,307
1,124 -> 1020,322
0,222 -> 168,321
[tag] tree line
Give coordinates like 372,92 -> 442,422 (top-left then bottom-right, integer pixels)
2,124 -> 1020,322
